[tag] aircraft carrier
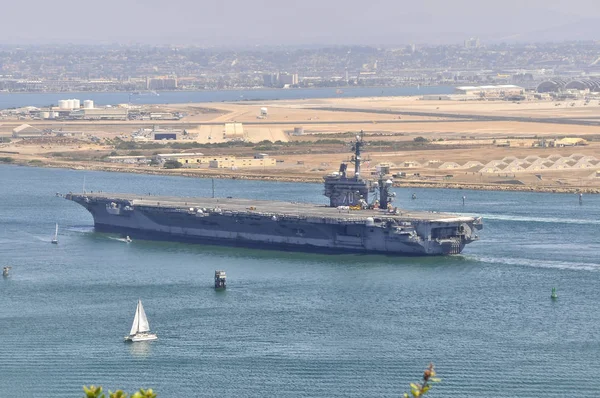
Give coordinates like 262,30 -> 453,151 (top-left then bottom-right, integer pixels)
65,135 -> 482,255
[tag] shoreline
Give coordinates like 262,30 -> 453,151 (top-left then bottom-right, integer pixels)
0,84 -> 449,96
5,160 -> 599,195
0,85 -> 455,108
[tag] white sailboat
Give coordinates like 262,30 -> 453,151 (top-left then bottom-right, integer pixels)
124,299 -> 158,342
51,223 -> 58,244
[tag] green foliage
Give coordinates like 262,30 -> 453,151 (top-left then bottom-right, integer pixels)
163,160 -> 183,169
0,137 -> 11,143
413,136 -> 429,143
403,363 -> 441,398
314,139 -> 345,145
83,385 -> 105,398
82,365 -> 437,398
114,140 -> 140,150
106,137 -> 350,154
0,156 -> 14,163
131,389 -> 157,398
83,386 -> 157,398
253,145 -> 278,151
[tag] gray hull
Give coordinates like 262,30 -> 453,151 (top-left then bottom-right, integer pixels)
66,193 -> 482,256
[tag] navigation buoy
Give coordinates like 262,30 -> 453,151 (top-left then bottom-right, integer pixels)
579,193 -> 583,205
412,193 -> 417,200
551,287 -> 558,300
462,195 -> 466,206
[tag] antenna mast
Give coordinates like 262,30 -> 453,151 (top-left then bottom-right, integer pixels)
351,130 -> 364,179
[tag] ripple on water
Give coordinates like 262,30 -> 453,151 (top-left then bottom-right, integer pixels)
2,165 -> 600,397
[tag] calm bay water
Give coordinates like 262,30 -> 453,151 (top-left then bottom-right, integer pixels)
0,86 -> 453,109
1,164 -> 600,397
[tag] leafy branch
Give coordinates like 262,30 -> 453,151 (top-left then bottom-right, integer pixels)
403,363 -> 441,397
83,385 -> 157,398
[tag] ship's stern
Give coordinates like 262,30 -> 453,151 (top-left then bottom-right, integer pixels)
425,216 -> 483,255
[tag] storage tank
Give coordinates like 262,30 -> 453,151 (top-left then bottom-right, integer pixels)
260,107 -> 268,116
66,99 -> 74,109
40,111 -> 50,119
72,99 -> 81,109
58,100 -> 69,109
50,111 -> 59,119
83,100 -> 94,109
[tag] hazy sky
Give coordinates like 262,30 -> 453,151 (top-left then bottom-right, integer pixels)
2,0 -> 599,46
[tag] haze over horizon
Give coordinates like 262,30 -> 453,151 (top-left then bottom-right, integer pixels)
1,0 -> 600,46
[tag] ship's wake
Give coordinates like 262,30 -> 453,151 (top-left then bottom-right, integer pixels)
461,213 -> 600,225
66,226 -> 94,234
107,236 -> 132,243
472,255 -> 600,272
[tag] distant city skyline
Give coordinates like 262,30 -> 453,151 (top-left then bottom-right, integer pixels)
1,0 -> 600,46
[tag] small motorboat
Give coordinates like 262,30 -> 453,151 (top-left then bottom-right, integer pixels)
215,270 -> 227,289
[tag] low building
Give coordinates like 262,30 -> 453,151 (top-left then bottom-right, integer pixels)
106,155 -> 150,164
155,152 -> 204,162
70,108 -> 128,120
224,123 -> 245,140
152,128 -> 184,140
555,138 -> 588,147
439,162 -> 460,169
421,94 -> 481,101
178,155 -> 232,166
153,132 -> 178,140
402,161 -> 421,168
12,124 -> 42,138
209,157 -> 276,169
149,112 -> 180,120
376,162 -> 392,174
455,85 -> 523,98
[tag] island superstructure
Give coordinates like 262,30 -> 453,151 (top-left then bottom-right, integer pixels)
65,134 -> 482,255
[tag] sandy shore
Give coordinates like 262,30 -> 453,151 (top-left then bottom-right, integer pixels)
6,158 -> 598,195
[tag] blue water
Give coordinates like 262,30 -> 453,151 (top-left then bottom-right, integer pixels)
0,86 -> 453,109
1,165 -> 600,397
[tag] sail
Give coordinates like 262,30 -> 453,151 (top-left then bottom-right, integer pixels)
137,300 -> 151,333
53,224 -> 58,240
129,301 -> 141,335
